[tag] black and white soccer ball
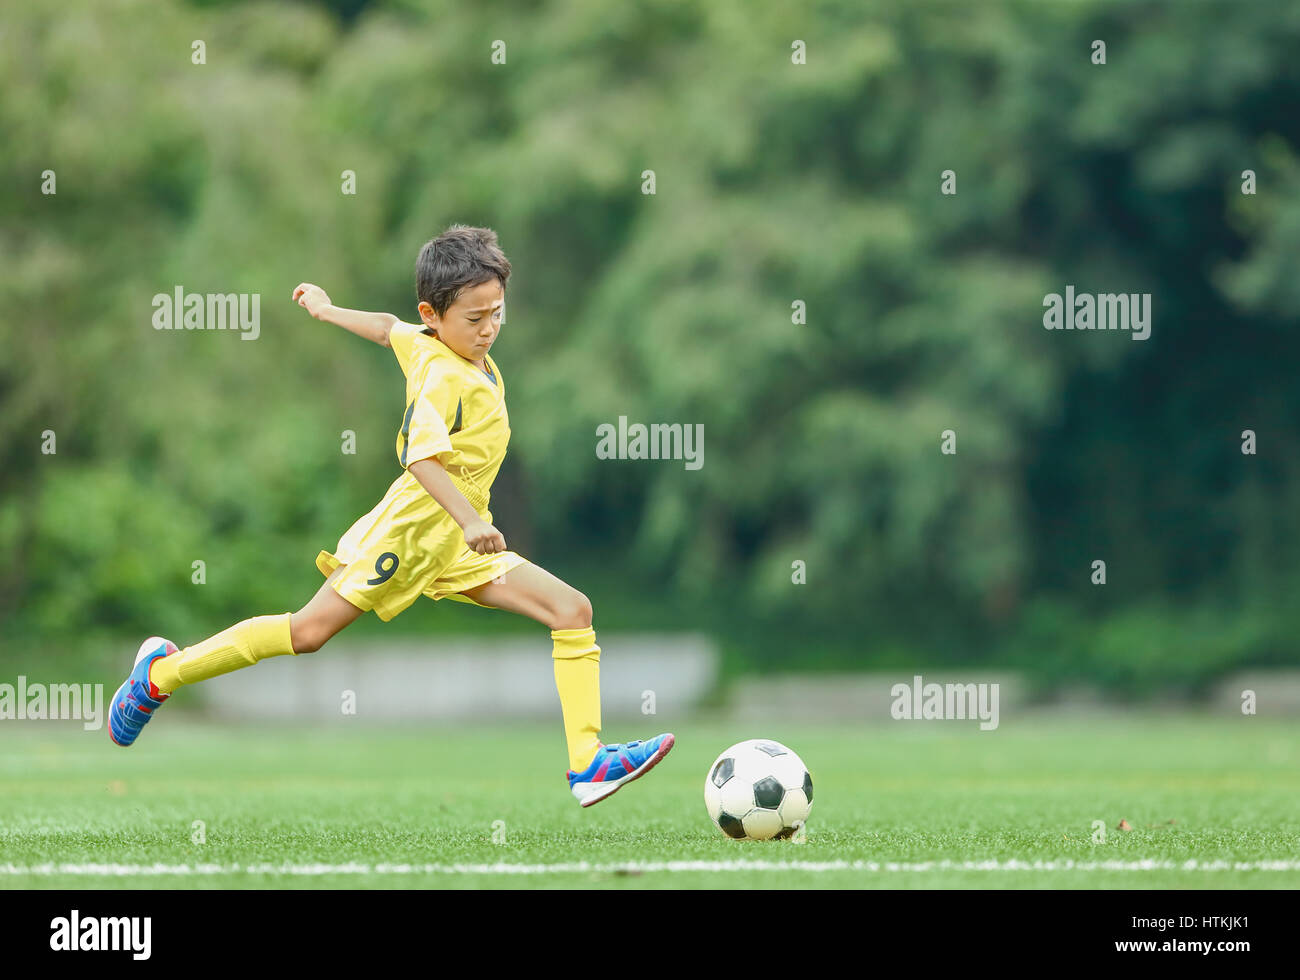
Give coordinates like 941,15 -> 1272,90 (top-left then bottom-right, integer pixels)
704,739 -> 813,840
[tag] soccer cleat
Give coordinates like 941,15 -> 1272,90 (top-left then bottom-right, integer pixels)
566,733 -> 675,807
108,637 -> 177,747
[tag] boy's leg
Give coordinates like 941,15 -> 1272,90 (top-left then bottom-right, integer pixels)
457,561 -> 593,630
150,565 -> 363,694
288,566 -> 368,654
459,563 -> 601,771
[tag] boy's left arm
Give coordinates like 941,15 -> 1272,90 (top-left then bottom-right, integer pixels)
292,282 -> 403,348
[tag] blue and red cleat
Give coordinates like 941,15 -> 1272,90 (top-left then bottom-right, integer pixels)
567,733 -> 675,807
108,637 -> 177,747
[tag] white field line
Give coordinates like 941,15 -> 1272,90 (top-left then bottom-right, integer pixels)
3,859 -> 1300,876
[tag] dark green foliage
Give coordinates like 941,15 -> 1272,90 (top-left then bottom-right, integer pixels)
3,1 -> 1299,692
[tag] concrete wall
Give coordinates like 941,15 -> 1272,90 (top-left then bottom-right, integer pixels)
202,648 -> 1300,724
201,633 -> 718,722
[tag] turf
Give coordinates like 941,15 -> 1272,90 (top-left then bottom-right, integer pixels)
2,715 -> 1298,889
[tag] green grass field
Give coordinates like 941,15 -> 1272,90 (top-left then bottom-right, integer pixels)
2,715 -> 1298,889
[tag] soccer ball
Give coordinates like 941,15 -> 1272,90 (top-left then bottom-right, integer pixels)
704,739 -> 813,840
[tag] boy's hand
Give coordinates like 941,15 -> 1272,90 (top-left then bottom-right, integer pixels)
463,518 -> 507,555
292,283 -> 332,319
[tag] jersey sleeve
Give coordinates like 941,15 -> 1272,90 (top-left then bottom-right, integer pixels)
388,320 -> 424,375
399,360 -> 462,469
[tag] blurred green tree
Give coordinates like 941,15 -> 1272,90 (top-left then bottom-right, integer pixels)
2,0 -> 1299,691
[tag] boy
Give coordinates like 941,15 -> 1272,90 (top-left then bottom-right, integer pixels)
109,225 -> 674,807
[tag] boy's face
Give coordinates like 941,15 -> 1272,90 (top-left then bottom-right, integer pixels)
418,278 -> 504,362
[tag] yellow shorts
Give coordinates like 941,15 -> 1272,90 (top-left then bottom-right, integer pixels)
315,472 -> 527,621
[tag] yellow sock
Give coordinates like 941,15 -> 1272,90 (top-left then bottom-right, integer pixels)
150,613 -> 295,694
552,626 -> 602,772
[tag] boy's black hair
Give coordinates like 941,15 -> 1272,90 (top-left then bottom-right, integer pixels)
415,225 -> 511,317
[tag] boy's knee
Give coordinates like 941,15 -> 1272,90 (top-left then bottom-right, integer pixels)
289,617 -> 330,654
551,589 -> 593,631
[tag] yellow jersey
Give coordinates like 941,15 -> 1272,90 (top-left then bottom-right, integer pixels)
314,320 -> 525,621
389,319 -> 510,509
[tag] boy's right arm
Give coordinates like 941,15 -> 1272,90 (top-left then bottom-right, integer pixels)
292,282 -> 401,348
407,457 -> 508,555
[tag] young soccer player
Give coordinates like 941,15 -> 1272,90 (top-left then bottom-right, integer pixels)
109,225 -> 674,806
